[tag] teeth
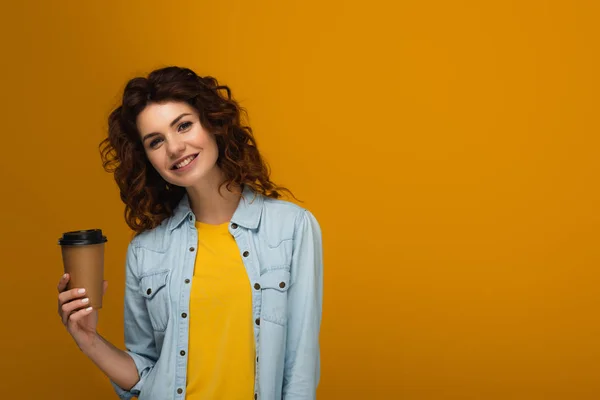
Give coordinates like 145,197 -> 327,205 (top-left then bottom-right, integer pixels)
175,155 -> 195,169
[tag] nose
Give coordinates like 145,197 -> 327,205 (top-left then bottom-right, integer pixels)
166,136 -> 185,158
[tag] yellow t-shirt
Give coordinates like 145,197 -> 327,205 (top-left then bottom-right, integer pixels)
186,221 -> 255,399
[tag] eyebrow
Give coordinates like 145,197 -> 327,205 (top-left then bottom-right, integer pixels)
141,113 -> 193,144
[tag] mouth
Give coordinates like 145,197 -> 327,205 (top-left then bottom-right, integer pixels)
171,154 -> 198,171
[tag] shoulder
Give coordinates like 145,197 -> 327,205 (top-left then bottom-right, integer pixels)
262,196 -> 306,217
260,196 -> 321,238
129,217 -> 172,252
262,196 -> 316,223
125,218 -> 175,277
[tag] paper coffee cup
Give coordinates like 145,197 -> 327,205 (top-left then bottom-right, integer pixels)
58,229 -> 107,309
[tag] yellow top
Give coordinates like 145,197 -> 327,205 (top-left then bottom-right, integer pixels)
185,221 -> 255,399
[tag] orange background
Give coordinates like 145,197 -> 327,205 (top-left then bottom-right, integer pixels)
0,1 -> 599,399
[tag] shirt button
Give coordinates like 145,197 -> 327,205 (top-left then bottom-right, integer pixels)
255,318 -> 260,326
243,251 -> 249,257
177,388 -> 183,394
189,247 -> 195,252
185,279 -> 190,284
182,313 -> 187,318
189,215 -> 193,222
256,356 -> 259,363
146,288 -> 152,295
254,283 -> 261,290
180,350 -> 186,356
279,282 -> 286,288
254,394 -> 257,400
231,223 -> 238,229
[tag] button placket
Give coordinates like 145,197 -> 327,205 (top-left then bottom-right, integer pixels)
170,222 -> 196,398
233,228 -> 261,398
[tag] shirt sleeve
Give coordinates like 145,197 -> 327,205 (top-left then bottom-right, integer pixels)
283,210 -> 324,400
111,241 -> 159,399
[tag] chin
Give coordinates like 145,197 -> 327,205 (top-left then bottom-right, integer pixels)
164,177 -> 196,188
165,171 -> 208,188
160,160 -> 220,189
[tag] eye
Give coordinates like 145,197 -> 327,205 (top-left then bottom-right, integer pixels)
178,121 -> 193,132
149,137 -> 163,149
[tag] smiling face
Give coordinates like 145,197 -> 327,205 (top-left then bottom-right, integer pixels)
136,101 -> 220,188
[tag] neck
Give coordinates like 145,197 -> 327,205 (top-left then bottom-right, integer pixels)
185,167 -> 242,225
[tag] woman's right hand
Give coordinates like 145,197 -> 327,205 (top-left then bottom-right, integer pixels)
57,273 -> 108,352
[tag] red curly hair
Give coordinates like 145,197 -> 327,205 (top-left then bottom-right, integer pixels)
100,66 -> 292,233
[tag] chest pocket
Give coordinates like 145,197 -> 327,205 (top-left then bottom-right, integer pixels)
259,269 -> 290,326
139,269 -> 170,332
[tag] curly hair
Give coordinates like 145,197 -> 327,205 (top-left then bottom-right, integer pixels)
99,66 -> 292,233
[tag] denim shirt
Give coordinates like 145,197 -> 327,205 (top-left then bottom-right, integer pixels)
111,187 -> 323,400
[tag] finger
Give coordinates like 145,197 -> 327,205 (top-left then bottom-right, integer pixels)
58,287 -> 87,307
61,298 -> 91,325
57,273 -> 70,293
68,306 -> 94,324
102,280 -> 109,295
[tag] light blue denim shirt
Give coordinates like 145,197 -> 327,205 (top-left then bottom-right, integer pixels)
111,187 -> 323,400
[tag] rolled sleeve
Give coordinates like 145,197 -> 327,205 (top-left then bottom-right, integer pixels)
283,210 -> 324,400
111,242 -> 158,399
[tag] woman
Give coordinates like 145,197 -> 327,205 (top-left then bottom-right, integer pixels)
56,66 -> 323,400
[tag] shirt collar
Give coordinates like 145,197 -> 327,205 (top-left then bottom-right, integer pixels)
167,185 -> 263,232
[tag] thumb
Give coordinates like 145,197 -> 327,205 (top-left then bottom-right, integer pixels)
102,280 -> 109,295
